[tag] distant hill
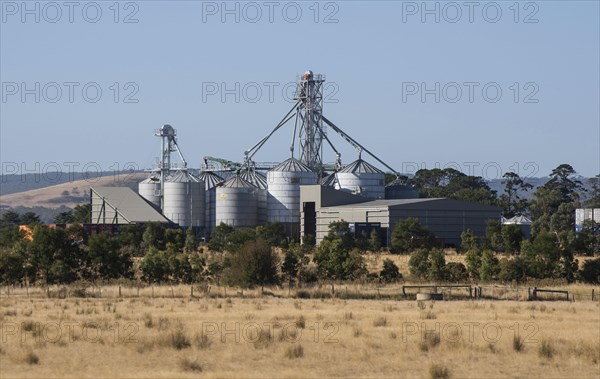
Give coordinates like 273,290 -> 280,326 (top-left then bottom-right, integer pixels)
0,172 -> 148,223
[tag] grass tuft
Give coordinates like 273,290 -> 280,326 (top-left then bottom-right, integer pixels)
179,357 -> 202,372
429,363 -> 450,379
285,344 -> 304,359
513,335 -> 524,352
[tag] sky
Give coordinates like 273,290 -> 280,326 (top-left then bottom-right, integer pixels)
1,0 -> 599,182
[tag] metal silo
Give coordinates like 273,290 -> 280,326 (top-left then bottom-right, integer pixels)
267,158 -> 318,237
215,175 -> 259,228
163,170 -> 205,228
139,175 -> 161,209
385,178 -> 419,199
335,159 -> 385,199
240,170 -> 268,224
199,171 -> 224,235
320,172 -> 338,187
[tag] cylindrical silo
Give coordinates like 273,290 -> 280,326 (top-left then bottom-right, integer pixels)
215,175 -> 259,228
320,172 -> 337,187
267,158 -> 318,237
335,159 -> 385,199
385,179 -> 419,199
139,176 -> 161,209
240,170 -> 268,224
199,171 -> 224,235
163,170 -> 205,228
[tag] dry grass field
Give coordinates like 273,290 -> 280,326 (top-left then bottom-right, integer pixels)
1,286 -> 598,379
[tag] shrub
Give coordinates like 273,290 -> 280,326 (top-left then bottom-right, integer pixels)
429,364 -> 450,379
380,259 -> 402,282
373,316 -> 387,327
539,340 -> 555,359
513,335 -> 524,352
579,257 -> 600,283
179,357 -> 202,372
285,344 -> 304,359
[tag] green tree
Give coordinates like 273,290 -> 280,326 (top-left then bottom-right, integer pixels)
498,256 -> 526,283
53,211 -> 74,224
479,250 -> 500,281
0,224 -> 25,248
484,219 -> 503,252
459,229 -> 478,253
323,220 -> 355,250
256,222 -> 288,247
224,239 -> 280,288
499,172 -> 533,218
314,239 -> 367,281
142,222 -> 165,251
380,258 -> 402,282
501,224 -> 524,253
28,225 -> 79,284
427,248 -> 446,281
0,248 -> 25,284
584,175 -> 600,208
164,228 -> 184,251
208,223 -> 235,252
184,227 -> 197,253
85,232 -> 133,281
579,257 -> 600,283
390,218 -> 436,253
20,212 -> 40,225
369,229 -> 382,252
140,247 -> 169,283
445,262 -> 468,282
465,248 -> 483,279
281,249 -> 300,288
408,248 -> 431,280
1,211 -> 21,225
72,204 -> 91,224
521,231 -> 561,279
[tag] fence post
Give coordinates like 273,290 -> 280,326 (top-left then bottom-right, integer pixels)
118,285 -> 122,298
592,289 -> 595,301
191,285 -> 194,298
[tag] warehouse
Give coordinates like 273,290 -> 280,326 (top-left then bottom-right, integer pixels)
300,185 -> 501,247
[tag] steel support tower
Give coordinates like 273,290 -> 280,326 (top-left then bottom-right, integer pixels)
294,71 -> 325,171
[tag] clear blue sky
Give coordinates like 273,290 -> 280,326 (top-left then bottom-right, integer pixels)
1,1 -> 599,181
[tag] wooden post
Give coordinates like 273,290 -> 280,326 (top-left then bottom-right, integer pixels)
171,286 -> 175,298
152,286 -> 154,298
592,289 -> 595,301
6,286 -> 9,297
137,285 -> 140,297
190,285 -> 194,298
118,285 -> 122,298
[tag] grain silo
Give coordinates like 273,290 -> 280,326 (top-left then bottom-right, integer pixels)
138,175 -> 161,209
199,171 -> 224,235
240,170 -> 268,224
335,158 -> 385,199
385,178 -> 419,199
267,157 -> 318,237
163,170 -> 205,227
215,175 -> 259,228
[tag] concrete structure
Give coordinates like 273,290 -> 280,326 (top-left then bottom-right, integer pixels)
300,185 -> 501,246
576,208 -> 600,232
90,187 -> 171,225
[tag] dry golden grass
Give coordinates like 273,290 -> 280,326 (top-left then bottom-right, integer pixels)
0,287 -> 599,379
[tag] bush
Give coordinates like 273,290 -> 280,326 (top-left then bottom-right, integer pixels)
224,239 -> 280,288
285,344 -> 304,359
429,364 -> 450,379
579,257 -> 600,283
380,259 -> 402,282
444,262 -> 468,282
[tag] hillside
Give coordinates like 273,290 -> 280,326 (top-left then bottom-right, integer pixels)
0,172 -> 147,209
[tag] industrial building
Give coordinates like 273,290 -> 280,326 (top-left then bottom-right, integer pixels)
300,185 -> 501,247
576,208 -> 600,232
85,70 -> 502,245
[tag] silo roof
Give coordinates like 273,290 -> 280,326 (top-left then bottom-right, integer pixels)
167,170 -> 202,183
141,176 -> 160,184
339,159 -> 383,174
199,171 -> 224,189
240,170 -> 268,189
272,158 -> 313,173
221,175 -> 256,188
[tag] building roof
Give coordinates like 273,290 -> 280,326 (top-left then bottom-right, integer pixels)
323,197 -> 501,211
91,187 -> 170,223
220,175 -> 255,188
